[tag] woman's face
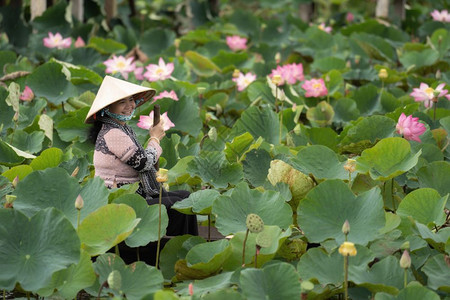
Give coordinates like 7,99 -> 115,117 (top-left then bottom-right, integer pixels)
108,97 -> 136,117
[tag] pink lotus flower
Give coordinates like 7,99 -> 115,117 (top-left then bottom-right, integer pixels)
346,12 -> 354,23
410,83 -> 448,108
19,86 -> 34,102
301,78 -> 328,98
134,67 -> 144,80
144,57 -> 174,82
430,10 -> 450,22
74,36 -> 85,48
226,35 -> 248,51
103,55 -> 136,80
137,111 -> 175,131
43,32 -> 72,49
232,72 -> 256,91
318,23 -> 332,33
396,113 -> 426,142
153,90 -> 179,101
269,63 -> 304,86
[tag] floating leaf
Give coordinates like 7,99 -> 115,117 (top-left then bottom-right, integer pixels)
356,137 -> 421,181
78,204 -> 140,256
0,208 -> 80,292
298,180 -> 385,245
212,182 -> 292,235
421,254 -> 450,292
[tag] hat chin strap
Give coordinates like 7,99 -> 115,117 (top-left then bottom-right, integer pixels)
102,108 -> 136,122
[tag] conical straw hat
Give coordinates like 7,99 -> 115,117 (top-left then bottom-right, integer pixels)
85,75 -> 156,123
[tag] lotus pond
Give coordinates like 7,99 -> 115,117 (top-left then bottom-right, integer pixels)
0,0 -> 450,299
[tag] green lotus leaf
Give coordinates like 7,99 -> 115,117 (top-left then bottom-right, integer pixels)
240,262 -> 301,300
140,28 -> 176,57
267,159 -> 315,203
7,130 -> 44,154
415,223 -> 450,253
0,50 -> 16,76
350,256 -> 407,294
211,50 -> 249,70
167,156 -> 202,186
185,51 -> 221,77
1,164 -> 33,181
37,250 -> 95,299
88,36 -> 127,54
186,239 -> 232,274
306,101 -> 335,127
297,245 -> 375,286
55,107 -> 90,142
113,194 -> 168,247
0,88 -> 15,129
356,137 -> 421,181
352,32 -> 396,62
246,81 -> 276,107
230,106 -> 280,145
159,235 -> 193,281
397,188 -> 447,227
0,175 -> 13,201
0,140 -> 25,166
312,57 -> 346,73
67,65 -> 103,85
172,189 -> 221,215
5,82 -> 19,112
29,147 -> 63,171
14,168 -> 109,228
417,161 -> 450,206
298,180 -> 385,245
242,148 -> 272,187
78,203 -> 140,256
187,150 -> 243,189
212,182 -> 292,235
340,115 -> 396,145
306,127 -> 339,151
224,132 -> 254,162
290,145 -> 349,181
0,208 -> 80,292
89,253 -> 163,300
374,284 -> 441,300
160,96 -> 202,137
422,254 -> 450,292
399,48 -> 439,70
178,272 -> 234,297
26,61 -> 78,105
223,226 -> 291,270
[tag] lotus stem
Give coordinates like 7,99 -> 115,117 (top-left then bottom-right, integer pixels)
242,229 -> 249,266
391,179 -> 396,211
254,246 -> 259,268
343,255 -> 349,300
76,209 -> 81,233
208,214 -> 211,242
136,247 -> 140,261
433,105 -> 437,122
3,290 -> 5,300
404,268 -> 407,288
115,245 -> 120,256
279,102 -> 284,145
155,184 -> 163,269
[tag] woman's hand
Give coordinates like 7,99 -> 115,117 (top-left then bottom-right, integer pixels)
149,119 -> 166,141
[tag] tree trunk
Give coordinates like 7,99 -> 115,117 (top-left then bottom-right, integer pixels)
31,0 -> 46,20
298,3 -> 314,23
375,0 -> 389,19
105,0 -> 117,26
72,0 -> 84,22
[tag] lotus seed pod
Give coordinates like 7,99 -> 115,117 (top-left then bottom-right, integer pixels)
246,213 -> 264,233
256,229 -> 272,248
107,270 -> 122,291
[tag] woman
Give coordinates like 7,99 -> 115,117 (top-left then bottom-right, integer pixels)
85,76 -> 198,239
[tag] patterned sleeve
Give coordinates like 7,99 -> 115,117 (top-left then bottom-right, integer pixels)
103,128 -> 158,172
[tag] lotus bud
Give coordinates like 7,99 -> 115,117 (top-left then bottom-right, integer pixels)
354,55 -> 360,64
156,168 -> 169,183
174,38 -> 181,48
188,282 -> 194,296
71,166 -> 79,177
342,220 -> 350,235
215,103 -> 223,115
436,69 -> 441,80
6,194 -> 16,204
301,280 -> 314,291
13,111 -> 19,122
274,52 -> 281,64
12,176 -> 19,188
107,270 -> 122,291
75,194 -> 84,210
399,250 -> 411,269
246,213 -> 264,233
271,74 -> 283,86
232,69 -> 241,78
208,127 -> 217,142
345,60 -> 351,68
343,159 -> 356,173
339,241 -> 357,257
378,68 -> 388,79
